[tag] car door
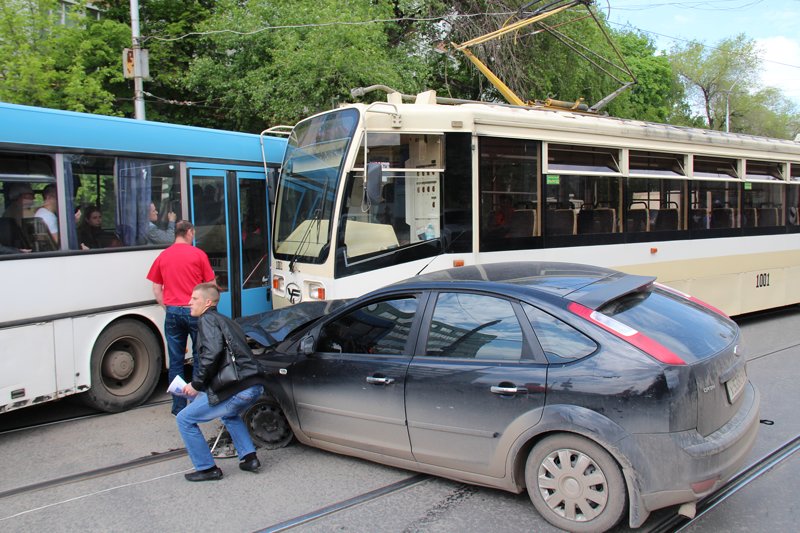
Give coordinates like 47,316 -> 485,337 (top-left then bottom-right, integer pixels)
405,291 -> 548,478
290,294 -> 422,460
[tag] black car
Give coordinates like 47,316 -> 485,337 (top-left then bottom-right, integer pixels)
239,262 -> 759,532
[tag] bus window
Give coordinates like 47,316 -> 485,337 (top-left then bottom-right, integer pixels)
479,137 -> 539,251
69,155 -> 181,249
0,153 -> 56,254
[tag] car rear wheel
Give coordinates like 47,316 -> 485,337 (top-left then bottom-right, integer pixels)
243,399 -> 293,449
525,434 -> 626,533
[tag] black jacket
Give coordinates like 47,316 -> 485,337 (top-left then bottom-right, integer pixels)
191,307 -> 262,405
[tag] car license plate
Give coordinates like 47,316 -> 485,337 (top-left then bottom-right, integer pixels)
725,366 -> 747,404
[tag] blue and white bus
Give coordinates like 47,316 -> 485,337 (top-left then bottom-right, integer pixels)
0,102 -> 287,413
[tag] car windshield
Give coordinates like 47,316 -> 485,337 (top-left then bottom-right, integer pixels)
599,288 -> 738,362
273,108 -> 359,264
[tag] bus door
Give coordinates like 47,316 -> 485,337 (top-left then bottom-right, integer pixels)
189,167 -> 271,318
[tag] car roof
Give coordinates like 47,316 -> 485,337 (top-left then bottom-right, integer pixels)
389,262 -> 656,310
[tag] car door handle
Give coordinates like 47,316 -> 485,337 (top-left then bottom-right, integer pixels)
490,385 -> 527,395
366,376 -> 395,385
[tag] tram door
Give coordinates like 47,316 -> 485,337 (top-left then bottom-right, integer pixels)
189,166 -> 272,318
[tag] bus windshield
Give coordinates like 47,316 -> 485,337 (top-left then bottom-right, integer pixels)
274,108 -> 359,264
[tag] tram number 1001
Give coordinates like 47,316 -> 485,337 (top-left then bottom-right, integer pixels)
755,273 -> 770,288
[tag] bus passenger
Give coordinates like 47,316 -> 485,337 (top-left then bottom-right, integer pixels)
145,202 -> 177,244
78,206 -> 105,249
146,220 -> 216,416
176,282 -> 263,481
35,184 -> 59,245
0,182 -> 34,251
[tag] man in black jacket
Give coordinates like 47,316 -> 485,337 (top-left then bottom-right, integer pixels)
176,282 -> 264,481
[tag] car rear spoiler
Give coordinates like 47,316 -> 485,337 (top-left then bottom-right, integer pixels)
566,274 -> 656,310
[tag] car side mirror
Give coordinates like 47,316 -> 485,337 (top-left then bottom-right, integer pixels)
365,162 -> 383,204
300,335 -> 315,356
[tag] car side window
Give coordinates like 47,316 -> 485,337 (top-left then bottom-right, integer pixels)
523,303 -> 597,362
317,297 -> 417,355
425,292 -> 523,361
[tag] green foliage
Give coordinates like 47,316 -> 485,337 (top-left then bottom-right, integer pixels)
0,0 -> 128,114
1,1 -> 796,138
180,0 -> 436,131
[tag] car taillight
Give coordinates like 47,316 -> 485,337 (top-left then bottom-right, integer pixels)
568,302 -> 686,365
654,283 -> 729,318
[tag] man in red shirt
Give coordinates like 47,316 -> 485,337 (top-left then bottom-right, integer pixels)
146,220 -> 215,415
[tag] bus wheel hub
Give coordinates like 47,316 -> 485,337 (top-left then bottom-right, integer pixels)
103,350 -> 135,380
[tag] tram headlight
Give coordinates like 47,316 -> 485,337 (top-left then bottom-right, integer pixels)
308,282 -> 326,301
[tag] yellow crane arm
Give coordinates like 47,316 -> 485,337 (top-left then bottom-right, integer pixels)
451,2 -> 579,107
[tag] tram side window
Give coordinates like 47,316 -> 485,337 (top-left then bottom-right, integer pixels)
544,144 -> 622,237
69,155 -> 181,250
790,164 -> 800,226
689,156 -> 741,230
478,137 -> 539,251
742,161 -> 785,228
0,153 -> 57,255
626,151 -> 686,232
625,178 -> 685,232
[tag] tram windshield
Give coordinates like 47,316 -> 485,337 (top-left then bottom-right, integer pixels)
273,108 -> 359,264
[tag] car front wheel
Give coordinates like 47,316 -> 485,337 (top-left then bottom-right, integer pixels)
525,434 -> 626,533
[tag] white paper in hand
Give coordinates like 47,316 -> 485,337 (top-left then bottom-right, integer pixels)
167,375 -> 187,396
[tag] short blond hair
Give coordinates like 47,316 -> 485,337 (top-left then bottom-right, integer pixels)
194,282 -> 220,304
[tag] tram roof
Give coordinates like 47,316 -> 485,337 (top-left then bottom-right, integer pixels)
345,94 -> 800,161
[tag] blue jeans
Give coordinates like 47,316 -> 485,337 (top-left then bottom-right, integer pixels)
176,385 -> 264,471
165,306 -> 199,415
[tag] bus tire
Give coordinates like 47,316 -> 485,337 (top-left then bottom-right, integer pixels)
82,319 -> 163,413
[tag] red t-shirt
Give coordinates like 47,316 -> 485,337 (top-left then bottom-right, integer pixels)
146,243 -> 215,306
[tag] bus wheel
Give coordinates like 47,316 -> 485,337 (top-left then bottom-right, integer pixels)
82,320 -> 163,413
243,400 -> 293,449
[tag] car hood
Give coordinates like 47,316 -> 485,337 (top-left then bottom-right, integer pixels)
237,300 -> 348,348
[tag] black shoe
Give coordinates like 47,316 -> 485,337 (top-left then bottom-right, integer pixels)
239,456 -> 261,472
184,467 -> 223,482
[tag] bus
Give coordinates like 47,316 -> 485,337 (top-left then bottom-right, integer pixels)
269,88 -> 800,315
0,102 -> 287,413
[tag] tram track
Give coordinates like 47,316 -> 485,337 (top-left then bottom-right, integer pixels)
0,397 -> 171,436
246,432 -> 800,532
646,433 -> 800,533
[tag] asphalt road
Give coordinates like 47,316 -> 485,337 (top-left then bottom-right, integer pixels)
0,307 -> 798,532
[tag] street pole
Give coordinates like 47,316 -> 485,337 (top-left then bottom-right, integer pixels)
130,0 -> 146,120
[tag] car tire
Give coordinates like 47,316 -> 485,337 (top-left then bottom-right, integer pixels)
525,434 -> 626,533
244,399 -> 294,449
81,320 -> 163,413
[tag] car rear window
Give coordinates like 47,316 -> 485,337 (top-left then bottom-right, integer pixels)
598,288 -> 737,362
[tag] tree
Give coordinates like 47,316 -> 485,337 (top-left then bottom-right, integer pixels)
668,34 -> 761,131
0,0 -> 129,114
179,0 -> 438,131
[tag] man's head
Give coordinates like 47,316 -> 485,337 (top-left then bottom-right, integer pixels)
148,202 -> 159,222
6,182 -> 34,209
175,220 -> 194,243
189,282 -> 220,317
